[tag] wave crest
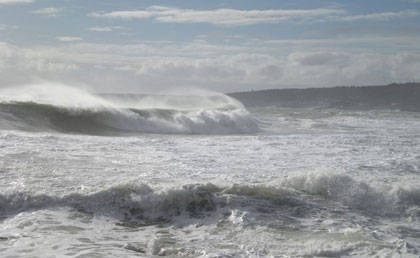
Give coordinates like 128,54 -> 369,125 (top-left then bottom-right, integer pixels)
2,175 -> 420,224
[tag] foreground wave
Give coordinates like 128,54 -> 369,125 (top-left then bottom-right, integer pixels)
2,174 -> 419,224
0,83 -> 258,135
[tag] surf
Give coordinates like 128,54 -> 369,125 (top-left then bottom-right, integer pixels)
0,83 -> 259,135
2,174 -> 420,222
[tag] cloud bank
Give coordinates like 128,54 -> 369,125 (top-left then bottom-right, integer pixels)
90,6 -> 345,26
0,40 -> 419,92
90,6 -> 420,26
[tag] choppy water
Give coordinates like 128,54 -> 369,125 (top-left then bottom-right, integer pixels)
1,84 -> 420,257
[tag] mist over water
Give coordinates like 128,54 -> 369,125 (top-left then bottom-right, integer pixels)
1,83 -> 420,257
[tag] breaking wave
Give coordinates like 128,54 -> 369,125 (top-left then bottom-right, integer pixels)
1,174 -> 419,224
0,83 -> 258,135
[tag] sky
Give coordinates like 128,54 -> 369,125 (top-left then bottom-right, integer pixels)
0,0 -> 419,93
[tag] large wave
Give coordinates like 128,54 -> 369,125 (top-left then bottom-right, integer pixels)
0,83 -> 259,135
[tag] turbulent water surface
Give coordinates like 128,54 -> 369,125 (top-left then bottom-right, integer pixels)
1,84 -> 420,257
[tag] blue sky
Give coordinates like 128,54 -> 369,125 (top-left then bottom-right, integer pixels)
0,0 -> 419,92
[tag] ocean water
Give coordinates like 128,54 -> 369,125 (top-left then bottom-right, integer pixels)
1,83 -> 420,257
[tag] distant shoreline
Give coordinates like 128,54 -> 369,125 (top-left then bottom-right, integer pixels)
227,82 -> 420,95
227,82 -> 420,111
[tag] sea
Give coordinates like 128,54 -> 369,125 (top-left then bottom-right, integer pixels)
0,83 -> 420,257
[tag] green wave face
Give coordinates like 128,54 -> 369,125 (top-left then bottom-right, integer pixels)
0,101 -> 258,135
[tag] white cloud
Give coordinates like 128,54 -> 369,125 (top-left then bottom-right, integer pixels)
0,41 -> 79,86
89,6 -> 420,26
339,10 -> 420,22
90,5 -> 345,26
33,7 -> 62,17
0,24 -> 19,30
265,36 -> 420,50
90,10 -> 153,19
282,51 -> 420,87
0,0 -> 33,4
88,26 -> 123,32
56,37 -> 82,42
